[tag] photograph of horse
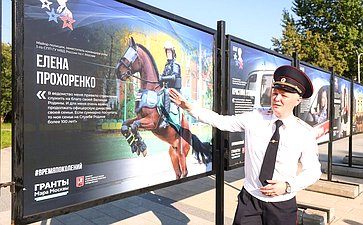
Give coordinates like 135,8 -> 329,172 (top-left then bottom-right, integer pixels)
115,37 -> 212,179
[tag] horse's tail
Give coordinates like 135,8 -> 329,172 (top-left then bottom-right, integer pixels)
172,119 -> 212,164
191,134 -> 212,164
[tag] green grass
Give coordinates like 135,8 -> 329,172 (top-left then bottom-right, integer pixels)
1,122 -> 11,149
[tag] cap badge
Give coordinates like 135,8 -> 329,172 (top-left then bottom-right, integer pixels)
281,78 -> 286,83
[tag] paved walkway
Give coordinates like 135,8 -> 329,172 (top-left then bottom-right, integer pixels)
1,147 -> 363,225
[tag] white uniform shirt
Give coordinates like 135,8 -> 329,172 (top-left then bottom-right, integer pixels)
190,107 -> 321,202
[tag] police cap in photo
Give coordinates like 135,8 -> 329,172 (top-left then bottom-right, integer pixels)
272,65 -> 313,99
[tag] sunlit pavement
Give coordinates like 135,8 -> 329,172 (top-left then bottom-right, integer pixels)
1,134 -> 363,225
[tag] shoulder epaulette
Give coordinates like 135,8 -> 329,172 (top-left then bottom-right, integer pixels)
295,117 -> 313,131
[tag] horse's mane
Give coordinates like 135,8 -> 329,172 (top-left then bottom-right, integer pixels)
137,44 -> 160,77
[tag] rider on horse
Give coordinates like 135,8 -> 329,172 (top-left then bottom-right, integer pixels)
159,41 -> 182,128
115,37 -> 212,172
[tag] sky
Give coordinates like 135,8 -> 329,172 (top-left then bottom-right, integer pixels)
1,0 -> 12,44
1,0 -> 294,49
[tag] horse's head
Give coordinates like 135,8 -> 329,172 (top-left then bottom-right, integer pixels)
115,37 -> 142,81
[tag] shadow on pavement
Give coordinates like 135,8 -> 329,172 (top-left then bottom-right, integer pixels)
28,167 -> 245,225
342,219 -> 363,225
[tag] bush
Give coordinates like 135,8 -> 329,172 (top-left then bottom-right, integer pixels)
1,43 -> 12,122
1,122 -> 11,149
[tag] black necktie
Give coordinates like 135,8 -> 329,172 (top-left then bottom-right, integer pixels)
259,120 -> 283,186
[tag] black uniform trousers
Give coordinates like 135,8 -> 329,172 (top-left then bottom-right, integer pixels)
232,188 -> 298,225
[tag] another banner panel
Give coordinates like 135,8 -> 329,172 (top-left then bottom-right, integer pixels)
225,37 -> 291,168
332,76 -> 351,140
352,82 -> 363,134
23,0 -> 214,216
298,64 -> 331,144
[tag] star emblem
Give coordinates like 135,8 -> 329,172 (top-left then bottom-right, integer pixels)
40,0 -> 52,11
60,15 -> 76,30
46,8 -> 59,23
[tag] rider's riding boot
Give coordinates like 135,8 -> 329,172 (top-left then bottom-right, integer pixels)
159,118 -> 168,128
160,90 -> 171,128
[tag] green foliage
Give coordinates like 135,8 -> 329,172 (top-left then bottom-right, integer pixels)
125,92 -> 136,118
1,43 -> 12,121
1,122 -> 11,149
272,0 -> 363,79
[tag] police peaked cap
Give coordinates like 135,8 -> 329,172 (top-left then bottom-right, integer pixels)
272,65 -> 313,99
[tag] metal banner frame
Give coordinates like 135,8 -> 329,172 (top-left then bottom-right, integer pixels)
12,0 -> 217,223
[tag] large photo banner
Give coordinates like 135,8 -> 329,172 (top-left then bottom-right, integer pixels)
22,0 -> 214,217
332,76 -> 351,140
352,83 -> 363,134
297,64 -> 330,144
226,37 -> 291,168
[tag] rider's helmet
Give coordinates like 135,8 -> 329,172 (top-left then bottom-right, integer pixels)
164,41 -> 176,59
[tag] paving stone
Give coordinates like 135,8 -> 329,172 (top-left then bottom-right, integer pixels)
2,146 -> 363,225
306,179 -> 359,198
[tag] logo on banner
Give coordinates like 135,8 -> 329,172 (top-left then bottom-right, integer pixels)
76,176 -> 85,188
39,0 -> 76,30
232,46 -> 244,70
34,179 -> 70,201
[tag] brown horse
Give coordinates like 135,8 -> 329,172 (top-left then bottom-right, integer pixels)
115,37 -> 211,179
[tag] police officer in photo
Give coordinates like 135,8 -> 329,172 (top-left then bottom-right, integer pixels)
159,41 -> 182,128
169,65 -> 321,225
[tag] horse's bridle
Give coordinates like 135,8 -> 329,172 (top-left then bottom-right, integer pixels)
116,46 -> 138,80
116,45 -> 160,84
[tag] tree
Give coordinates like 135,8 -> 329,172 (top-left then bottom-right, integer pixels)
1,43 -> 12,122
272,0 -> 363,79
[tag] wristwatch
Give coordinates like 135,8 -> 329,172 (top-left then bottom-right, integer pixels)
285,182 -> 291,194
